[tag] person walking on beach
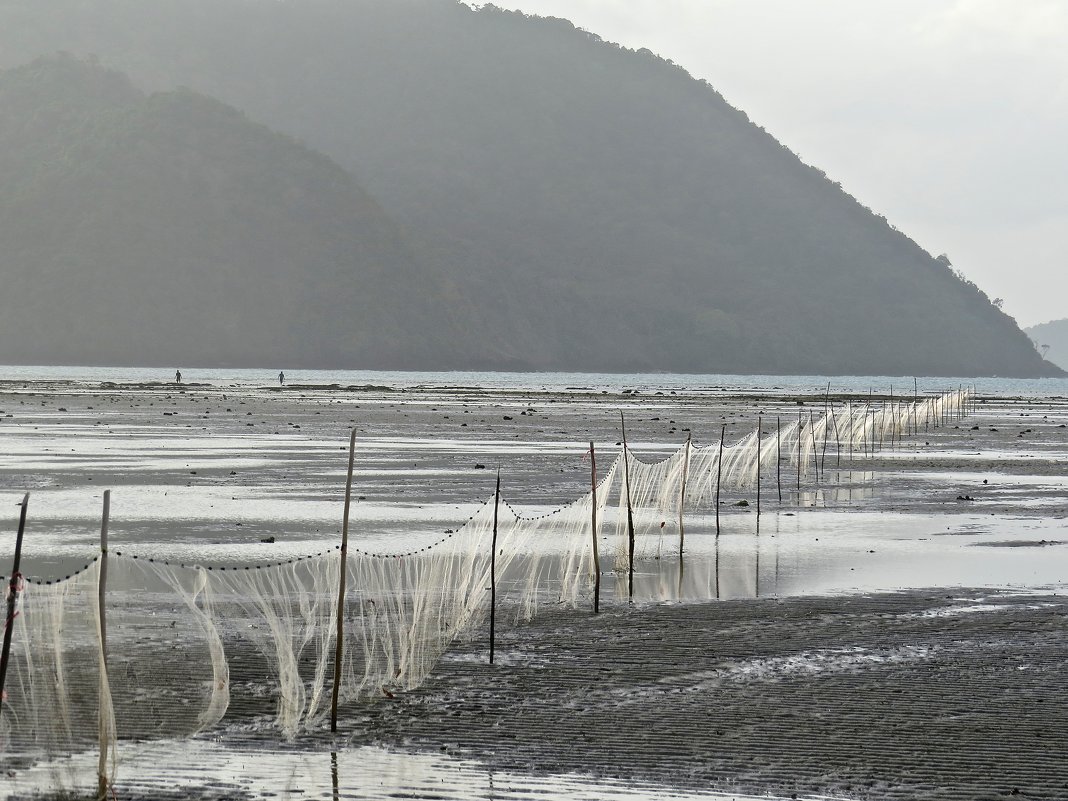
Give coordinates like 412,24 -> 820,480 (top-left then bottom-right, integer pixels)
175,368 -> 182,384
278,371 -> 285,386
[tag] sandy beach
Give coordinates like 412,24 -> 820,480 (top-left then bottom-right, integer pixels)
1,375 -> 1066,800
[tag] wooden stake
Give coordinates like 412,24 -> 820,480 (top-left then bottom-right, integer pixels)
716,424 -> 725,535
679,434 -> 691,556
755,417 -> 762,521
796,411 -> 802,500
829,406 -> 842,468
821,383 -> 830,471
97,490 -> 111,801
913,377 -> 919,437
776,417 -> 782,503
330,429 -> 357,733
810,413 -> 819,483
620,411 -> 636,600
590,441 -> 600,614
489,468 -> 500,664
0,493 -> 30,720
889,385 -> 894,447
848,401 -> 853,462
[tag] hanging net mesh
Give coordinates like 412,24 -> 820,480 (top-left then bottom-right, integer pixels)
0,389 -> 972,796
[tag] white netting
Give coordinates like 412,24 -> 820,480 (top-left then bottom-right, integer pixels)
0,389 -> 973,796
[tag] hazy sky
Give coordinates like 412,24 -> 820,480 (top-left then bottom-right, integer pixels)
491,1 -> 1067,328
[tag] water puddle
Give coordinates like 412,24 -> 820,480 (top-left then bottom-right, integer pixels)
3,741 -> 853,801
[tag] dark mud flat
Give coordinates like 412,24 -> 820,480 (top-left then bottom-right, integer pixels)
343,591 -> 1068,801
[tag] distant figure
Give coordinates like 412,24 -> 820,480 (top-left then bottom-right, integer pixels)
279,371 -> 285,386
175,369 -> 182,384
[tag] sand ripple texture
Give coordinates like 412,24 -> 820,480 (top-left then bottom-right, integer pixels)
359,591 -> 1068,801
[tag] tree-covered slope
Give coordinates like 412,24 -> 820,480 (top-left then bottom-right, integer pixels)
0,1 -> 1060,376
0,56 -> 466,368
1025,320 -> 1068,371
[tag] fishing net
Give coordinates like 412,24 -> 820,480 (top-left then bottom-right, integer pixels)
0,389 -> 972,797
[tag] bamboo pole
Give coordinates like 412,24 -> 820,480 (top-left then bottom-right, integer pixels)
755,417 -> 762,522
97,490 -> 111,801
620,411 -> 636,600
807,412 -> 815,482
0,493 -> 30,720
796,411 -> 802,500
848,401 -> 853,462
590,441 -> 600,614
678,433 -> 691,556
776,417 -> 782,503
913,377 -> 919,437
489,468 -> 500,664
330,430 -> 358,733
716,424 -> 725,535
821,383 -> 830,472
714,523 -> 721,600
889,385 -> 894,447
868,388 -> 873,455
830,406 -> 842,468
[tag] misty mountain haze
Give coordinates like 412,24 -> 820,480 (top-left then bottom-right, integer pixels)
0,57 -> 464,368
0,0 -> 1060,376
1025,320 -> 1068,372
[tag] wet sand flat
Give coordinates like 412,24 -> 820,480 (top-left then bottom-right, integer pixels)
351,590 -> 1068,801
1,378 -> 1067,799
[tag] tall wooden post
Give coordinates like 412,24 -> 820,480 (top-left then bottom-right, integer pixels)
590,442 -> 600,614
0,493 -> 30,719
678,434 -> 691,556
716,424 -> 725,535
755,417 -> 762,522
807,412 -> 814,482
97,491 -> 111,801
829,407 -> 842,468
848,401 -> 854,462
884,386 -> 892,448
796,411 -> 802,499
330,429 -> 358,733
620,411 -> 636,600
775,417 -> 782,503
913,377 -> 919,437
821,383 -> 830,471
489,469 -> 500,664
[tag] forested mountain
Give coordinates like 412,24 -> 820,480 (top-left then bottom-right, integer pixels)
1025,321 -> 1068,372
0,0 -> 1059,376
0,56 -> 466,368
